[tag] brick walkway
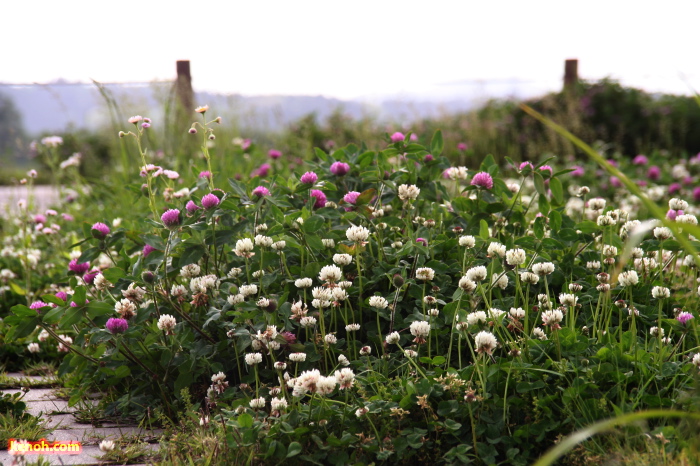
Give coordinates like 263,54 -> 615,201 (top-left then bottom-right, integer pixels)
0,373 -> 161,465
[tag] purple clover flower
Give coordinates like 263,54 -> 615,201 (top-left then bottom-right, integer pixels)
268,149 -> 282,159
330,162 -> 350,176
201,193 -> 220,210
343,191 -> 361,204
571,166 -> 585,177
610,176 -> 623,188
252,186 -> 271,198
300,171 -> 318,184
677,312 -> 694,326
633,154 -> 648,165
186,200 -> 200,215
668,183 -> 681,195
256,163 -> 271,177
91,222 -> 110,239
423,154 -> 434,163
416,238 -> 428,247
538,165 -> 553,177
310,189 -> 327,209
62,213 -> 74,221
106,317 -> 129,334
390,132 -> 405,143
471,172 -> 494,190
34,214 -> 47,224
69,259 -> 90,275
519,162 -> 534,174
457,142 -> 468,151
143,244 -> 157,257
694,187 -> 700,203
30,301 -> 49,312
83,269 -> 100,285
161,209 -> 182,230
648,166 -> 661,181
199,171 -> 212,180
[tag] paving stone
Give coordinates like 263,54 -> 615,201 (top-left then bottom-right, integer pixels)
0,443 -> 157,466
1,388 -> 61,401
49,427 -> 163,443
24,399 -> 72,416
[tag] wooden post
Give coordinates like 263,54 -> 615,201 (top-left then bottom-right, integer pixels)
176,60 -> 193,112
564,59 -> 578,91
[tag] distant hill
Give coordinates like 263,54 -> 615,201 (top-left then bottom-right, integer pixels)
0,81 -> 486,135
0,80 -> 482,136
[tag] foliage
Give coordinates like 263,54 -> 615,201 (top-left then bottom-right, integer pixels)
3,105 -> 700,463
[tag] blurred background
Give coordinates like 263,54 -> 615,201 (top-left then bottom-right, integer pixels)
2,0 -> 700,184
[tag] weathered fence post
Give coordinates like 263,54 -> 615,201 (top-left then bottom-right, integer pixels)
564,59 -> 578,91
176,60 -> 193,112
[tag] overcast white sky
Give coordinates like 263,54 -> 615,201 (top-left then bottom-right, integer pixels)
4,0 -> 700,101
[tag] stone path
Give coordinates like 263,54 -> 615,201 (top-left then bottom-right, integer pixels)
0,373 -> 162,465
0,185 -> 60,215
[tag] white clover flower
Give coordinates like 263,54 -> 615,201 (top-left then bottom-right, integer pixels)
467,311 -> 487,326
541,309 -> 564,328
634,257 -> 657,272
234,238 -> 255,257
115,299 -> 137,319
338,354 -> 350,366
474,331 -> 498,355
404,349 -> 418,358
492,273 -> 508,290
385,332 -> 401,344
652,286 -> 670,299
57,335 -> 73,352
93,273 -> 113,291
252,270 -> 265,279
239,284 -> 258,297
692,353 -> 700,369
410,320 -> 431,340
322,239 -> 335,248
332,254 -> 353,266
669,198 -> 689,211
559,293 -> 578,307
392,241 -> 403,248
256,297 -> 270,308
428,308 -> 440,317
211,371 -> 227,383
586,261 -> 600,271
509,307 -> 526,319
345,323 -> 361,332
597,215 -> 615,227
312,287 -> 333,300
533,327 -> 548,340
346,225 -> 370,242
274,361 -> 287,371
295,278 -> 313,288
271,397 -> 288,411
99,440 -> 115,452
254,235 -> 273,248
532,262 -> 555,276
618,270 -> 639,287
319,265 -> 343,283
228,267 -> 243,278
458,276 -> 477,292
245,353 -> 263,366
650,326 -> 664,337
271,240 -> 286,251
157,314 -> 177,333
289,352 -> 307,362
250,397 -> 266,409
446,166 -> 468,181
487,242 -> 506,257
369,296 -> 389,309
300,316 -> 317,327
505,248 -> 526,266
292,369 -> 321,397
466,266 -> 487,282
332,288 -> 347,301
227,294 -> 245,304
180,263 -> 201,278
38,329 -> 49,342
355,407 -> 369,417
334,368 -> 355,390
588,198 -> 606,211
459,235 -> 476,248
397,184 -> 420,201
338,281 -> 353,289
676,214 -> 698,225
654,227 -> 673,241
324,333 -> 337,345
27,342 -> 40,353
415,267 -> 435,281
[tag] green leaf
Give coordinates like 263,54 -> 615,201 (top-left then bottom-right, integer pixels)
9,282 -> 26,296
303,216 -> 325,233
534,172 -> 546,196
178,245 -> 206,267
11,304 -> 39,317
286,441 -> 302,458
479,220 -> 490,240
533,217 -> 546,240
60,307 -> 84,329
238,413 -> 254,428
549,177 -> 564,205
430,129 -> 443,156
78,247 -> 102,263
549,210 -> 562,233
101,268 -> 126,283
356,188 -> 377,206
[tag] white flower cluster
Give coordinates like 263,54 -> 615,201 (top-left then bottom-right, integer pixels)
346,225 -> 370,242
319,265 -> 343,283
398,184 -> 420,201
157,314 -> 177,334
474,331 -> 498,355
466,266 -> 487,282
180,263 -> 201,278
369,296 -> 389,309
618,270 -> 639,287
233,238 -> 255,258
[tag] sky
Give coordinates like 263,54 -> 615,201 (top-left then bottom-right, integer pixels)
4,0 -> 700,102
